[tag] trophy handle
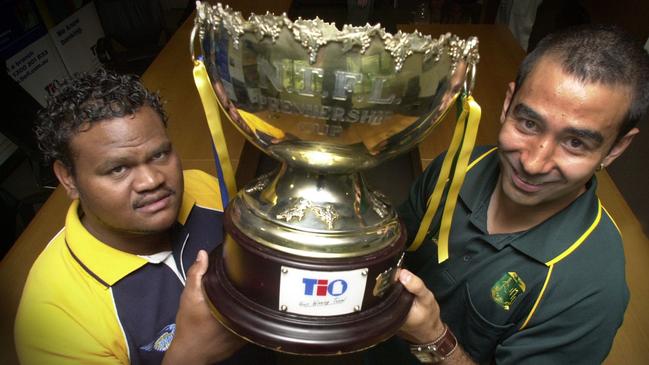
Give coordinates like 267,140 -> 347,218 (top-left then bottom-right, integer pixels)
190,24 -> 199,62
463,60 -> 477,96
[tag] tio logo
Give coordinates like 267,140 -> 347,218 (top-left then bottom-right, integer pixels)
302,278 -> 348,296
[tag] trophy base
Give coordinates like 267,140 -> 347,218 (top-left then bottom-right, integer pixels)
203,221 -> 414,355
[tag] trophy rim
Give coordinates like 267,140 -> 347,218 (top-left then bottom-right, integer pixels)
191,1 -> 480,173
193,1 -> 480,73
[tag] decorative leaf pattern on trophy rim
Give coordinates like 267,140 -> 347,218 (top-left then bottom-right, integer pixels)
249,12 -> 285,42
289,17 -> 329,64
194,2 -> 479,72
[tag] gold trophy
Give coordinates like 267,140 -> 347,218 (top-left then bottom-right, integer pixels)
191,1 -> 478,355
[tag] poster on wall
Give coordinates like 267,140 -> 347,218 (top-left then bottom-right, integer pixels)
1,0 -> 70,106
47,1 -> 104,75
5,33 -> 69,106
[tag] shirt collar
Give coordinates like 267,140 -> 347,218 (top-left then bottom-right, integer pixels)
511,179 -> 600,266
65,190 -> 197,286
458,147 -> 601,265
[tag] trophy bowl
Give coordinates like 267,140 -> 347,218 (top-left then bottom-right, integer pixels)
192,1 -> 478,355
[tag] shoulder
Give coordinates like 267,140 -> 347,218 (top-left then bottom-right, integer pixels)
18,227 -> 116,316
20,229 -> 71,297
556,200 -> 625,278
16,229 -> 128,363
183,169 -> 223,211
528,200 -> 627,327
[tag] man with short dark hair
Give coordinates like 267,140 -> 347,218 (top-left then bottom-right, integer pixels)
14,69 -> 274,364
367,24 -> 649,364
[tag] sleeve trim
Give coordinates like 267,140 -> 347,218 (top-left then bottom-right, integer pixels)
467,147 -> 498,171
520,264 -> 553,330
600,205 -> 621,235
545,199 -> 602,266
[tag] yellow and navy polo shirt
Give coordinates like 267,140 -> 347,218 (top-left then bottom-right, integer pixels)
15,170 -> 273,364
367,146 -> 629,364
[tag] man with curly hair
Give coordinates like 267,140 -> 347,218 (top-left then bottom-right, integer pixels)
14,69 -> 274,364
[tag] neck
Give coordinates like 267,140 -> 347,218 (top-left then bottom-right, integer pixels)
80,214 -> 172,255
487,175 -> 584,235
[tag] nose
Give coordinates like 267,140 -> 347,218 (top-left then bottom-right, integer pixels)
133,165 -> 164,192
520,139 -> 556,176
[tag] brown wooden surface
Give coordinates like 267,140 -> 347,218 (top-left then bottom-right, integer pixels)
0,18 -> 647,365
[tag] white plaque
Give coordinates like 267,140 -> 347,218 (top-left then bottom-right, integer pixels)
278,266 -> 368,316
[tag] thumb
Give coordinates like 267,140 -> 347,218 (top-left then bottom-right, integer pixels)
186,250 -> 209,290
398,268 -> 428,298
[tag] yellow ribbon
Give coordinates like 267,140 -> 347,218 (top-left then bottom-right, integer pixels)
407,94 -> 482,263
192,59 -> 238,200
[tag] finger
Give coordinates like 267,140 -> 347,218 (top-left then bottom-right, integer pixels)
186,250 -> 209,291
398,269 -> 430,299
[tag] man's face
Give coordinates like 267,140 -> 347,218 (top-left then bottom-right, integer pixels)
56,106 -> 183,248
497,56 -> 637,210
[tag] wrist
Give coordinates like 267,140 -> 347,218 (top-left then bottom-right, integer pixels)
163,340 -> 208,365
428,320 -> 446,343
413,318 -> 445,345
408,324 -> 458,363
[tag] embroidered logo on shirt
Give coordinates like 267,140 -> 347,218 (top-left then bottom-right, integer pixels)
140,323 -> 176,352
491,272 -> 526,311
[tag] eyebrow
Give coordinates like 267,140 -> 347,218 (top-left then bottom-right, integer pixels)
97,141 -> 172,171
512,103 -> 544,123
564,127 -> 604,145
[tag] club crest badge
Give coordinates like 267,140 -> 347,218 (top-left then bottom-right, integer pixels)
140,323 -> 176,352
491,272 -> 526,311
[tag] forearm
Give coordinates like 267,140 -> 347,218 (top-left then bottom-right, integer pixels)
440,342 -> 477,365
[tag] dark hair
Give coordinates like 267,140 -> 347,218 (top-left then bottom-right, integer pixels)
515,24 -> 649,139
35,68 -> 167,170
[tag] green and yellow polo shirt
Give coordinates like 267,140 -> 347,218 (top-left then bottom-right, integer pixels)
367,146 -> 628,364
15,170 -> 273,365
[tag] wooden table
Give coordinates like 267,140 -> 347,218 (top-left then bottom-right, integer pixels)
1,17 -> 647,364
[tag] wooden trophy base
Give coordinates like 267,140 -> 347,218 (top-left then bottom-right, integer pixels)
202,212 -> 414,355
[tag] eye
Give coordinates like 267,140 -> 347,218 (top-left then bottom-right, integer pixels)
109,165 -> 127,175
564,137 -> 586,152
152,150 -> 169,161
516,118 -> 538,134
568,138 -> 583,148
522,120 -> 536,130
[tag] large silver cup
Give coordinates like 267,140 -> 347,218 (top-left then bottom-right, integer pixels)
192,1 -> 478,355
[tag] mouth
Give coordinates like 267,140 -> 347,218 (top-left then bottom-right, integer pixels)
510,169 -> 547,193
134,191 -> 174,213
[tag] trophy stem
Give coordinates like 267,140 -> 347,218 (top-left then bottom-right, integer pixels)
234,163 -> 400,257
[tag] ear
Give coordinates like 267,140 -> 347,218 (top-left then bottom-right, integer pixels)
500,82 -> 516,124
602,127 -> 639,167
53,160 -> 80,200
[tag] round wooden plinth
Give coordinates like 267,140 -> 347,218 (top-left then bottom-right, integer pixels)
202,214 -> 413,355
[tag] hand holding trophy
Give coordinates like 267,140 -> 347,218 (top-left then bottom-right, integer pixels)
191,1 -> 479,355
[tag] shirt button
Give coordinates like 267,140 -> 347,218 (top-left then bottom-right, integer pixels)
463,255 -> 471,262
